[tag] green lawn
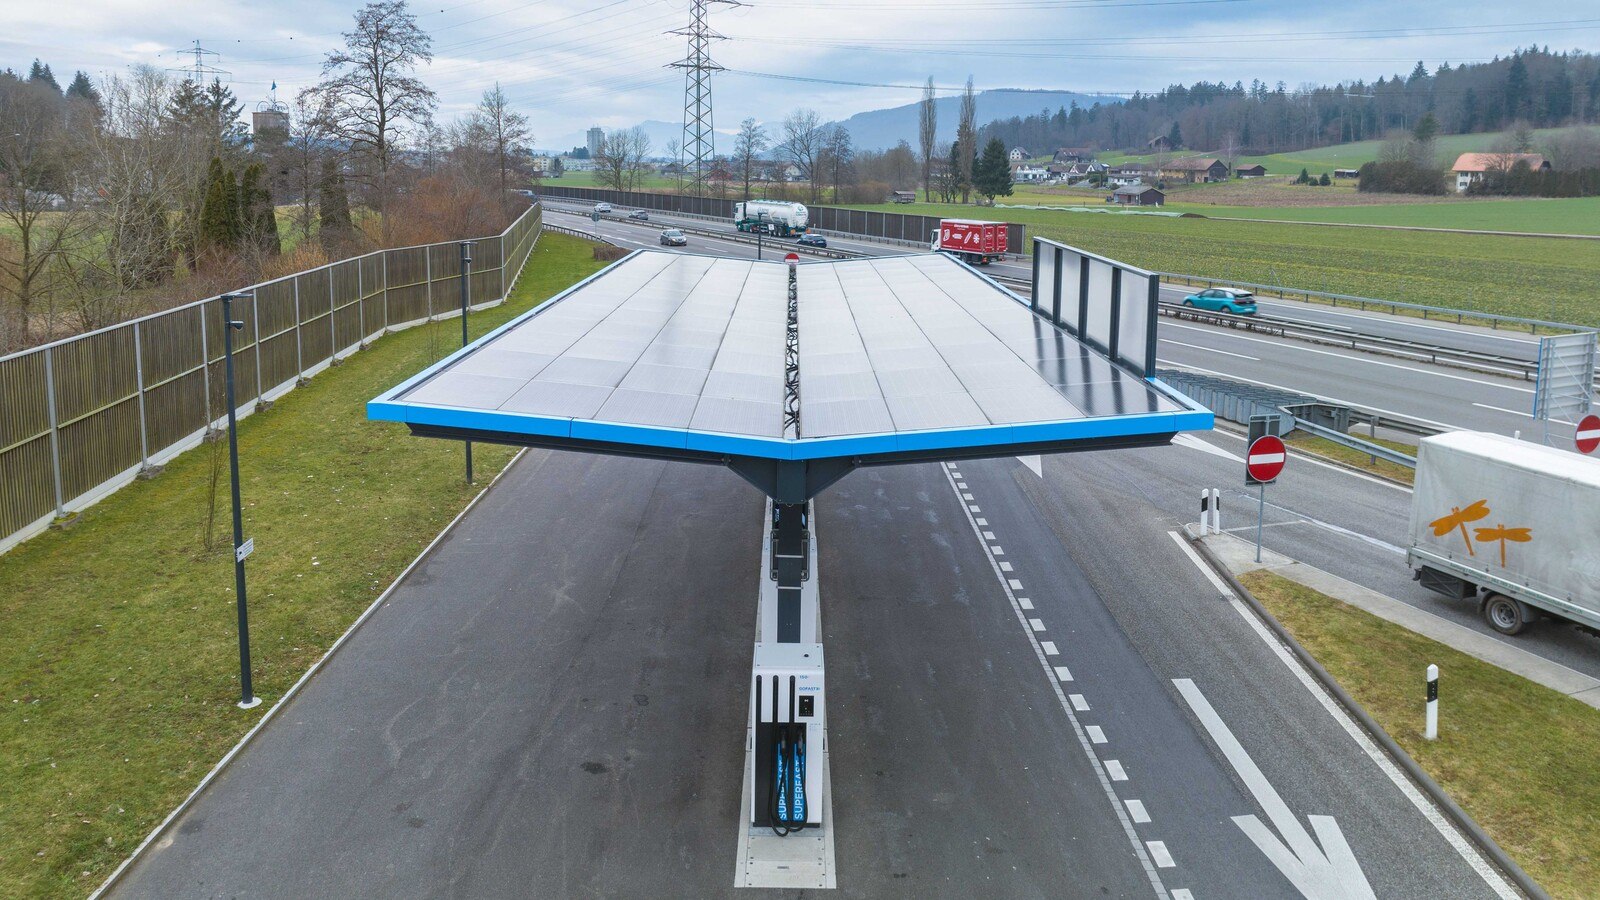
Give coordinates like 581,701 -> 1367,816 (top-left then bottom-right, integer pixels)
538,171 -> 682,191
846,200 -> 1600,324
0,231 -> 606,897
1241,570 -> 1600,898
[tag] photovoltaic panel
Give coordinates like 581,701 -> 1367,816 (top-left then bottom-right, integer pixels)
370,249 -> 1208,461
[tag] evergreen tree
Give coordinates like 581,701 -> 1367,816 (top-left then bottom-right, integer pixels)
199,157 -> 237,256
318,158 -> 353,248
1505,54 -> 1530,121
1167,120 -> 1183,149
1296,168 -> 1311,184
1318,172 -> 1331,186
972,137 -> 1014,202
238,163 -> 280,255
27,59 -> 60,92
1412,112 -> 1439,144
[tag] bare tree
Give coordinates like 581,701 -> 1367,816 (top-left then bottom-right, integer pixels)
781,108 -> 822,203
821,125 -> 854,203
285,89 -> 337,244
75,66 -> 184,329
918,77 -> 937,202
956,76 -> 977,203
0,74 -> 89,346
733,118 -> 768,201
595,126 -> 651,191
314,0 -> 438,232
665,138 -> 682,191
475,82 -> 532,202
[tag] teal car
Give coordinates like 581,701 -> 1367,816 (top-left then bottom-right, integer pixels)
1182,287 -> 1256,314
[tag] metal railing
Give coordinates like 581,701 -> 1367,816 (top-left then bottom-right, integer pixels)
0,202 -> 544,553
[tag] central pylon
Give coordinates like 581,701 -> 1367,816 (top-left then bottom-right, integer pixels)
669,0 -> 740,197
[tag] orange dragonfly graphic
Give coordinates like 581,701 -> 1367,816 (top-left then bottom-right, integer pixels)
1430,500 -> 1490,556
1474,524 -> 1533,567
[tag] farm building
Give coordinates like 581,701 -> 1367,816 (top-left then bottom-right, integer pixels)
1159,156 -> 1230,183
1008,147 -> 1030,162
1111,183 -> 1164,206
1333,168 -> 1360,179
1451,152 -> 1552,192
1234,164 -> 1267,178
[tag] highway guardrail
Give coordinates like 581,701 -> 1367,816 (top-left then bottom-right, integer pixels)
548,206 -> 869,260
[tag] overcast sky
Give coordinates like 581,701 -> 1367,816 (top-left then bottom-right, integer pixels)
3,0 -> 1594,148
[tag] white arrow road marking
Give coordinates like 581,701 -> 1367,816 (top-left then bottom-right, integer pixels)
1174,678 -> 1376,900
1017,455 -> 1043,478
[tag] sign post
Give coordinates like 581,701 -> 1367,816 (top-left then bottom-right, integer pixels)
1245,433 -> 1286,563
1576,413 -> 1600,455
219,291 -> 261,710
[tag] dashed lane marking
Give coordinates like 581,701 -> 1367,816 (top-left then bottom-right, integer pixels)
1018,598 -> 1034,610
1041,641 -> 1059,656
1126,799 -> 1151,824
1054,665 -> 1073,682
1070,693 -> 1090,711
1147,841 -> 1176,868
1105,759 -> 1128,781
1087,725 -> 1108,744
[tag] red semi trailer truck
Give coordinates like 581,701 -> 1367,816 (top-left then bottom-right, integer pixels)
932,219 -> 1008,265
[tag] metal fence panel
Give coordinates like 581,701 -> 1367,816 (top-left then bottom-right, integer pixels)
0,202 -> 544,551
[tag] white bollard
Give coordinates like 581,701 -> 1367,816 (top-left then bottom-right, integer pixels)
1210,488 -> 1221,535
1199,490 -> 1210,535
1424,664 -> 1439,740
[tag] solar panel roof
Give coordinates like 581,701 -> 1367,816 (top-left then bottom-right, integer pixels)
368,250 -> 1211,462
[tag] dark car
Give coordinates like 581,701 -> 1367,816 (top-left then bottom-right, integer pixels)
627,209 -> 650,221
797,233 -> 827,248
660,229 -> 687,247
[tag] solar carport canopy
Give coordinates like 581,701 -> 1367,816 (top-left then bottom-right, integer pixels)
368,251 -> 1210,463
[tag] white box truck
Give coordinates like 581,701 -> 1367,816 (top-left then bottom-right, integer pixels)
1408,431 -> 1600,636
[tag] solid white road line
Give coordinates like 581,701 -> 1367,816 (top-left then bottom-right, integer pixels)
1175,678 -> 1376,900
1173,432 -> 1245,463
1018,455 -> 1044,478
1165,531 -> 1519,899
1160,337 -> 1260,360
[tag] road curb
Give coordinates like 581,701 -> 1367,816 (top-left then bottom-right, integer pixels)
1184,530 -> 1549,900
89,449 -> 530,899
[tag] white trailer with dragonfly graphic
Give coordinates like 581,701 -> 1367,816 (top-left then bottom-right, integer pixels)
1408,431 -> 1600,636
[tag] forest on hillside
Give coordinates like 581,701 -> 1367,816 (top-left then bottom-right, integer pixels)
979,47 -> 1600,155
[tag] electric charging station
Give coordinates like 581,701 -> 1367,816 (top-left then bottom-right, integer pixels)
369,244 -> 1213,888
751,642 -> 824,831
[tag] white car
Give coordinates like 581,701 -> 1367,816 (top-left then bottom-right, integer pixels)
594,202 -> 613,214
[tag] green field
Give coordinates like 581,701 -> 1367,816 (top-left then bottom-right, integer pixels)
539,171 -> 681,191
849,200 -> 1600,324
0,232 -> 606,897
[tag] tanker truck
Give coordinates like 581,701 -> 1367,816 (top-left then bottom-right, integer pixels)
735,200 -> 809,238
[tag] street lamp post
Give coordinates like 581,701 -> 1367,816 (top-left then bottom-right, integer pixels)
756,212 -> 768,260
219,291 -> 260,710
460,240 -> 475,484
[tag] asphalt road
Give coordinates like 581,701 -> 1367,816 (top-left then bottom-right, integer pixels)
109,446 -> 1514,898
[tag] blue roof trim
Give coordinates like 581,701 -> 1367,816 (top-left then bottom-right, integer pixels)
368,394 -> 1214,461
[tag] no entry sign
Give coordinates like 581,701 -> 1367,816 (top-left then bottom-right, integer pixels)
1577,414 -> 1600,455
1246,435 -> 1286,484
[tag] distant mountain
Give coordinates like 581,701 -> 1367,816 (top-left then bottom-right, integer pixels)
831,89 -> 1121,150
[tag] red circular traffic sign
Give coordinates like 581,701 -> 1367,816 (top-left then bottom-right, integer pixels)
784,252 -> 800,266
1246,435 -> 1287,483
1577,414 -> 1600,454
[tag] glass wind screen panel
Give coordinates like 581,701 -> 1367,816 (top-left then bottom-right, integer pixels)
1116,270 -> 1153,375
1084,258 -> 1114,352
1058,252 -> 1082,332
1033,245 -> 1056,318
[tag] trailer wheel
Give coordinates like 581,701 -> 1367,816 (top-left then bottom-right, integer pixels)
1482,593 -> 1535,635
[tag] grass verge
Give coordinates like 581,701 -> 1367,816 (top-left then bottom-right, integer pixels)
1283,431 -> 1417,484
1239,570 -> 1600,897
0,231 -> 605,898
